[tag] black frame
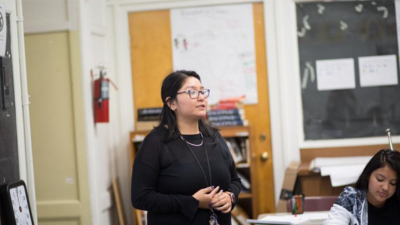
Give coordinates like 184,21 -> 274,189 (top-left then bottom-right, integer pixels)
2,180 -> 34,225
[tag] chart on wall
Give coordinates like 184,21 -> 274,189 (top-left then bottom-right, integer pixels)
297,0 -> 400,140
171,4 -> 258,105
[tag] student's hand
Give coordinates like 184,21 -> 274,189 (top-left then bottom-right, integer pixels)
192,186 -> 220,209
211,191 -> 232,214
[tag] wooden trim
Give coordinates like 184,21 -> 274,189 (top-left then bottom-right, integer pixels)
113,178 -> 126,225
300,144 -> 388,163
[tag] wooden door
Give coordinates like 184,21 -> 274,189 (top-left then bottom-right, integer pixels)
129,2 -> 275,216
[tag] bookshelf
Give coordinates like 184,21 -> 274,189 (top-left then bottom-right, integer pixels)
129,126 -> 257,224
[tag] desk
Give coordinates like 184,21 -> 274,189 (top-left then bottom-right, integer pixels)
248,211 -> 328,225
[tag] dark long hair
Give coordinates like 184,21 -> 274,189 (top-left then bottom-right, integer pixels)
157,70 -> 217,141
355,149 -> 400,201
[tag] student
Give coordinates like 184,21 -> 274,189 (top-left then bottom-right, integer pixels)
323,149 -> 400,225
131,70 -> 242,225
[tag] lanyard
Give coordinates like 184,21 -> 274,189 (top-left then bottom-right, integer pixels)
183,134 -> 220,225
183,135 -> 212,187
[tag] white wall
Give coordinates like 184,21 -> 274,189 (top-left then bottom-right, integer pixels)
23,0 -> 133,224
79,0 -> 130,224
107,0 -> 400,209
22,1 -> 400,223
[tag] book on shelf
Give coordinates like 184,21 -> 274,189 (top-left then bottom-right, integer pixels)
210,101 -> 244,110
211,95 -> 246,110
207,114 -> 245,122
238,138 -> 249,163
237,172 -> 251,191
226,139 -> 244,163
136,121 -> 159,131
231,204 -> 250,225
218,95 -> 246,103
137,107 -> 162,116
207,108 -> 245,117
138,114 -> 161,121
231,218 -> 239,225
135,210 -> 147,225
245,139 -> 250,164
210,119 -> 248,127
137,107 -> 162,121
136,107 -> 162,131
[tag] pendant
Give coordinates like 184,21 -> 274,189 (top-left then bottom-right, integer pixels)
209,210 -> 220,225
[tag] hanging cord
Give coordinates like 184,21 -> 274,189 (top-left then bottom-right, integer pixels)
183,135 -> 212,187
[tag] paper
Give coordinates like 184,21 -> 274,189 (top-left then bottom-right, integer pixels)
247,211 -> 328,225
0,3 -> 7,57
321,164 -> 365,187
310,156 -> 372,169
247,215 -> 310,224
330,166 -> 364,187
316,58 -> 356,91
309,156 -> 372,187
171,4 -> 258,104
320,164 -> 366,177
358,55 -> 398,87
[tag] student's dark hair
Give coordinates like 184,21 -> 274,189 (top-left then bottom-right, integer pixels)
157,70 -> 217,141
355,149 -> 400,201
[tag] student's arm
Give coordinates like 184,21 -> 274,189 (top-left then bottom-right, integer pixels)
323,187 -> 362,225
323,204 -> 355,225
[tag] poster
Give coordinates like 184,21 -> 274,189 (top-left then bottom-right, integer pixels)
171,4 -> 258,104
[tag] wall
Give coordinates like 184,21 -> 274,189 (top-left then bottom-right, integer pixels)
268,0 -> 400,205
25,31 -> 91,224
79,0 -> 133,224
106,0 -> 282,212
107,0 -> 400,210
22,0 -> 130,224
22,0 -> 399,222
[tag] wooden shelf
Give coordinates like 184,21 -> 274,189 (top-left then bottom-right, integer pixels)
238,192 -> 253,199
218,126 -> 250,137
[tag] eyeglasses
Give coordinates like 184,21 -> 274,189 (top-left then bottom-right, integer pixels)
177,89 -> 210,99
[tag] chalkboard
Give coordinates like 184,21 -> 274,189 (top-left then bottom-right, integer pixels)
0,14 -> 19,183
296,1 -> 400,140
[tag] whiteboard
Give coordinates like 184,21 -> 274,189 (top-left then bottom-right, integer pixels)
171,4 -> 258,104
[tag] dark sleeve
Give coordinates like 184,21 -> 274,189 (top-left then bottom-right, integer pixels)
216,132 -> 242,209
131,130 -> 199,220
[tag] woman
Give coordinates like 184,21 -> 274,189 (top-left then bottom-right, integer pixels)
131,70 -> 242,225
323,149 -> 400,225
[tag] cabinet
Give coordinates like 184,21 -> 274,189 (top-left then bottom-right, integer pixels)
129,126 -> 257,224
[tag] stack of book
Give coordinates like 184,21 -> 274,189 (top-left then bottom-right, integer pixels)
225,138 -> 250,164
207,96 -> 247,127
136,107 -> 162,131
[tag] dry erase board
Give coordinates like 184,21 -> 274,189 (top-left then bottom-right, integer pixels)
0,14 -> 19,183
297,1 -> 400,140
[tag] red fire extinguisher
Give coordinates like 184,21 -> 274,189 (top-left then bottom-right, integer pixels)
94,70 -> 109,123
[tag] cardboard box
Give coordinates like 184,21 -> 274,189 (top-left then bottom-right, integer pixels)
276,161 -> 301,212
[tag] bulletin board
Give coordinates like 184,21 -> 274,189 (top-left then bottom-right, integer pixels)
170,4 -> 258,105
0,14 -> 19,183
297,0 -> 400,140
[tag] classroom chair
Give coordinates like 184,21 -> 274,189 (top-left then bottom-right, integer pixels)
286,196 -> 338,212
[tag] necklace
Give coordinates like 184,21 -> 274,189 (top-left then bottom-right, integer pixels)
180,132 -> 203,146
184,137 -> 219,225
